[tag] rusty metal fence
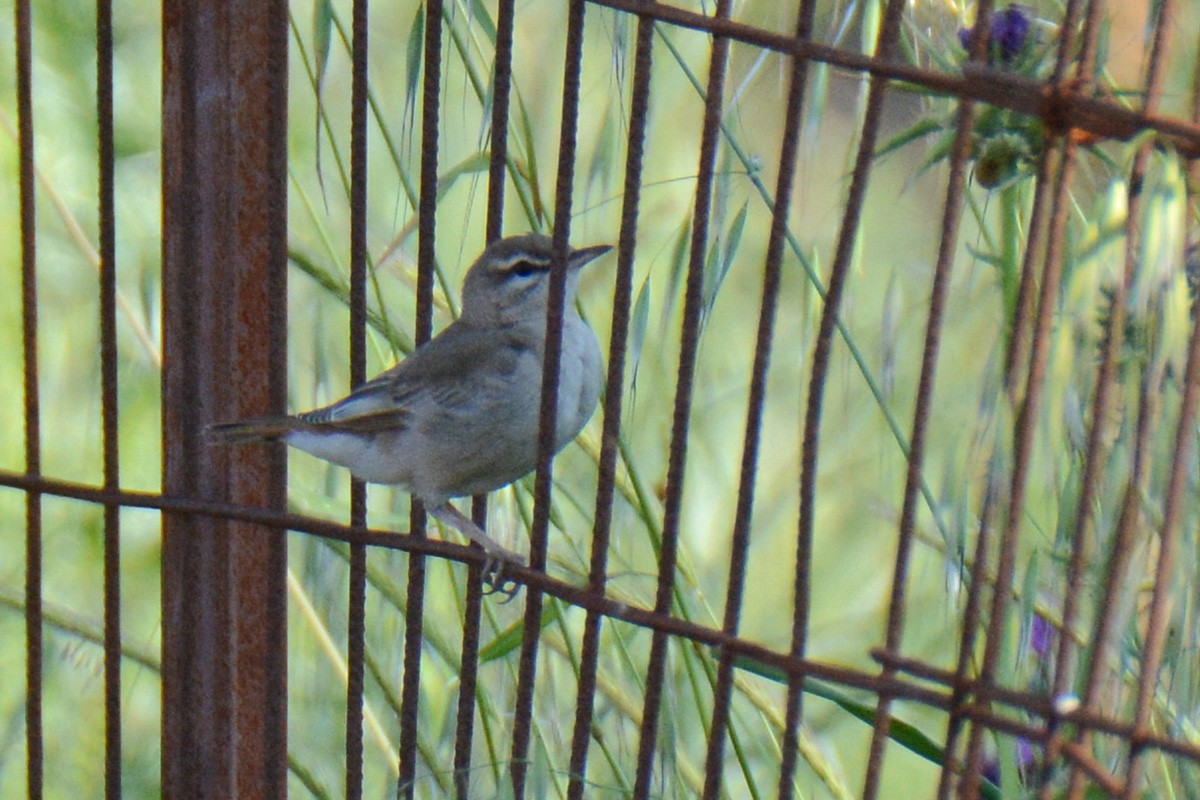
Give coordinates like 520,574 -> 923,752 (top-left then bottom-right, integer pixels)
7,0 -> 1200,798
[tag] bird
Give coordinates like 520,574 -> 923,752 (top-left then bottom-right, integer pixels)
208,233 -> 611,595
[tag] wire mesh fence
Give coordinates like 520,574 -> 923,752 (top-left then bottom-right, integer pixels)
5,0 -> 1200,797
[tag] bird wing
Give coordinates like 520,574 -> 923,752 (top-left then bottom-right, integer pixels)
308,321 -> 531,430
295,405 -> 413,434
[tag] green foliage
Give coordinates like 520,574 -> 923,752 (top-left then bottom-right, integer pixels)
4,0 -> 1199,797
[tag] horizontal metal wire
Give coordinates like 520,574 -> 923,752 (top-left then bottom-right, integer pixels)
588,0 -> 1200,154
3,466 -> 1198,774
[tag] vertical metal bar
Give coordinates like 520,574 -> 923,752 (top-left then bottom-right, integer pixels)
455,1 -> 516,794
509,0 -> 590,794
961,71 -> 1094,800
955,130 -> 1070,800
632,1 -> 732,795
96,0 -> 121,795
1002,159 -> 1053,399
484,0 -> 514,246
345,0 -> 370,796
703,3 -> 815,798
1068,1 -> 1177,796
1058,458 -> 1142,791
960,0 -> 1111,788
1040,1 -> 1128,775
858,2 -> 987,794
1120,30 -> 1200,796
789,0 -> 907,796
565,7 -> 654,797
934,473 -> 1001,799
453,520 -> 484,799
1002,0 -> 1097,402
15,0 -> 42,796
398,1 -> 442,796
345,543 -> 367,800
161,1 -> 289,797
960,136 -> 1077,799
956,3 -> 1098,794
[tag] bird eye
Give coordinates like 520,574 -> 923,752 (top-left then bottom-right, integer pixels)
507,260 -> 543,278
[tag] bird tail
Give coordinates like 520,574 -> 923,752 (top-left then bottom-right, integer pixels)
206,416 -> 300,445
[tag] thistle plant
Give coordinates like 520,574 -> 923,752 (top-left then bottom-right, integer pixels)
885,2 -> 1199,794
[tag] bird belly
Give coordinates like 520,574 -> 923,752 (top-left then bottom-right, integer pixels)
553,318 -> 604,449
281,319 -> 602,500
284,429 -> 413,485
406,407 -> 541,499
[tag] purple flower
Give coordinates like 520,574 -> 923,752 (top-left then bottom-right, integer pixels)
981,738 -> 1038,787
959,4 -> 1032,64
1017,738 -> 1035,767
1029,613 -> 1054,659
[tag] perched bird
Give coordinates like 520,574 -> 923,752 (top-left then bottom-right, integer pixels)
208,233 -> 610,594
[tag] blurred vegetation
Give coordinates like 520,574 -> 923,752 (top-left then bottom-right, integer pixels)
1,0 -> 1198,797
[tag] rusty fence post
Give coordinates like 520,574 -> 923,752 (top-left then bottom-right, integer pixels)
161,2 -> 289,797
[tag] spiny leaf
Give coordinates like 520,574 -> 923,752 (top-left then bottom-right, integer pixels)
873,115 -> 947,163
911,129 -> 961,183
920,25 -> 964,74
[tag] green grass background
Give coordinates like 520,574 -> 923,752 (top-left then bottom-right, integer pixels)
1,0 -> 1199,797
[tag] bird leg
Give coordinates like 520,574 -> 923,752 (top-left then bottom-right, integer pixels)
428,502 -> 525,599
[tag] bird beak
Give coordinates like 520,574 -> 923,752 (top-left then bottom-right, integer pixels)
568,244 -> 613,270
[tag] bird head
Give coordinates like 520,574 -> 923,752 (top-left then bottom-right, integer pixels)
460,233 -> 611,326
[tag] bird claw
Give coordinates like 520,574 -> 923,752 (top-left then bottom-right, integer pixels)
426,502 -> 526,600
479,545 -> 525,601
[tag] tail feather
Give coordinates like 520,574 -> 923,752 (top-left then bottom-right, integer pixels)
206,416 -> 300,445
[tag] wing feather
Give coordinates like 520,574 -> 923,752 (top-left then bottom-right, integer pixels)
308,321 -> 533,429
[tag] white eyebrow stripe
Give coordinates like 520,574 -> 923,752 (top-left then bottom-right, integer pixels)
496,253 -> 552,272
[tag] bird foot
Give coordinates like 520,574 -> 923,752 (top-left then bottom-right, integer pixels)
429,502 -> 526,600
479,543 -> 526,601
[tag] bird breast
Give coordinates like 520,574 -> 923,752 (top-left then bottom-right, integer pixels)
557,314 -> 604,449
402,314 -> 603,501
